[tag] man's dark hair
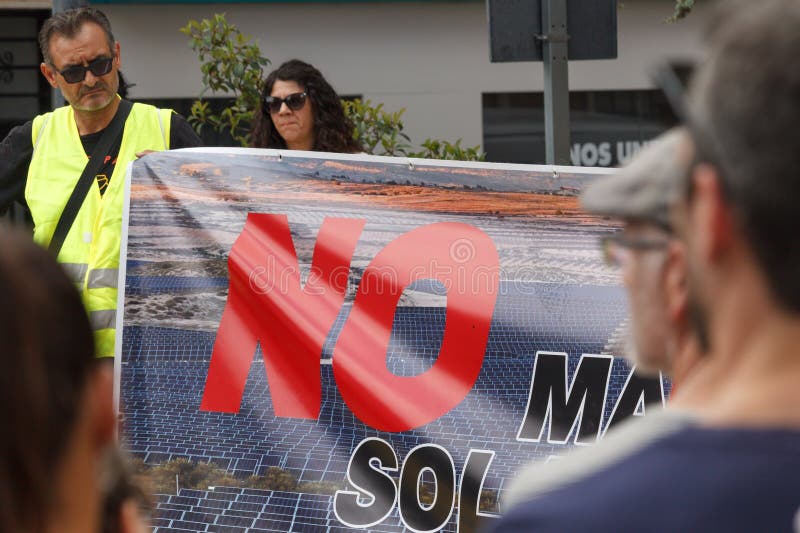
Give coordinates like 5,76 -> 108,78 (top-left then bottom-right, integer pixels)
38,7 -> 115,66
0,229 -> 95,532
688,0 -> 800,312
251,59 -> 363,153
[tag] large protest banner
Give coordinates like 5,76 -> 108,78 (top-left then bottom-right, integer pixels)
116,148 -> 667,532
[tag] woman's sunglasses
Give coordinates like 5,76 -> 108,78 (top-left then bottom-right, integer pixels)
263,92 -> 308,114
57,55 -> 115,84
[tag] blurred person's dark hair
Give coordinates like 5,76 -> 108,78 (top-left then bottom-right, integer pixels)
117,71 -> 135,99
100,447 -> 152,533
251,59 -> 362,153
38,7 -> 115,65
687,0 -> 800,312
0,228 -> 95,532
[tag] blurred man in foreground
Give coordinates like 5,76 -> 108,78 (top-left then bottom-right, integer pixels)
582,127 -> 701,387
491,1 -> 800,530
499,127 -> 703,511
665,0 -> 800,424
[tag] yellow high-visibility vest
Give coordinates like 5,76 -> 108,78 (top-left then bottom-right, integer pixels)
27,101 -> 173,357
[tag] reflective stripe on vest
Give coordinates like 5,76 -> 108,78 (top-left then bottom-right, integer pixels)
87,268 -> 119,289
27,101 -> 172,357
61,262 -> 88,284
90,309 -> 117,330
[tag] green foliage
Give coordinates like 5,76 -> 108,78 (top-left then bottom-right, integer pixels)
342,98 -> 412,156
410,138 -> 485,162
298,480 -> 345,494
479,489 -> 500,513
182,13 -> 483,159
136,459 -> 342,495
245,467 -> 298,492
137,458 -> 491,511
668,0 -> 695,21
342,98 -> 485,161
140,458 -> 238,494
180,13 -> 270,146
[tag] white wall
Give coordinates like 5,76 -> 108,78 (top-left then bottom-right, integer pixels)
105,1 -> 709,148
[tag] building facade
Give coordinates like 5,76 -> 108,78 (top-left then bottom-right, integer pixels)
1,0 -> 708,165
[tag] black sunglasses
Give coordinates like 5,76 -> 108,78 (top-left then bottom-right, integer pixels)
600,233 -> 671,268
57,55 -> 115,84
263,92 -> 308,114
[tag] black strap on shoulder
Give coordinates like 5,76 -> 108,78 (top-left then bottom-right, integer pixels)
48,99 -> 134,258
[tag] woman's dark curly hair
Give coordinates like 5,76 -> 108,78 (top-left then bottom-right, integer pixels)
251,59 -> 362,153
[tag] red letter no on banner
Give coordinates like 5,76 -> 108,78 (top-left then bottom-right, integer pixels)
333,222 -> 500,432
200,214 -> 365,418
201,216 -> 499,432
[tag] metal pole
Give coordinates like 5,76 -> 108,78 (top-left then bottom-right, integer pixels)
50,0 -> 89,109
52,0 -> 89,11
541,0 -> 571,165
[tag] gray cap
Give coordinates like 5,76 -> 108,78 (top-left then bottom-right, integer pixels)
580,128 -> 690,230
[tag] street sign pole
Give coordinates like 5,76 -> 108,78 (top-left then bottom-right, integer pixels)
52,0 -> 88,11
541,0 -> 571,165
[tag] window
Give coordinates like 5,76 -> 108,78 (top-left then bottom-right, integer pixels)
482,89 -> 678,167
0,10 -> 51,140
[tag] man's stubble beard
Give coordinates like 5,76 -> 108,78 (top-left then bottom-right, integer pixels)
70,82 -> 116,112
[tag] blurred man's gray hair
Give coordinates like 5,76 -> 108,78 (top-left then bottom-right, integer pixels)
580,127 -> 690,230
688,0 -> 800,312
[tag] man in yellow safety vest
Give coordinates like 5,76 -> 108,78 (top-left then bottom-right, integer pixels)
0,7 -> 202,357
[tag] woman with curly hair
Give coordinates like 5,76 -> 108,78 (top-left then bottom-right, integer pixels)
251,59 -> 362,153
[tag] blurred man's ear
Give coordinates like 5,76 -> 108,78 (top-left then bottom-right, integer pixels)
664,240 -> 688,324
689,164 -> 736,265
